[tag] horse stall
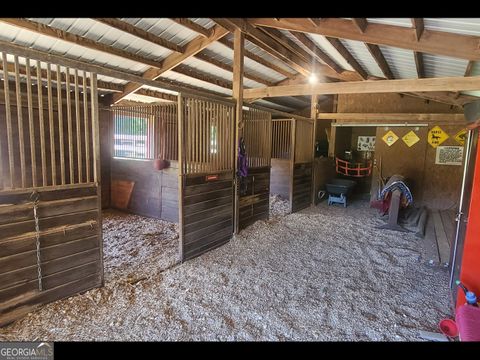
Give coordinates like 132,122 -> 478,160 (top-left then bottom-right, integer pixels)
236,107 -> 272,231
0,53 -> 102,326
270,118 -> 314,213
177,94 -> 235,261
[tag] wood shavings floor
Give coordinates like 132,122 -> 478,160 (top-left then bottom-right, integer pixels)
0,200 -> 452,341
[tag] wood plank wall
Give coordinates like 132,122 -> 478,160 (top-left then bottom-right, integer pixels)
110,158 -> 178,222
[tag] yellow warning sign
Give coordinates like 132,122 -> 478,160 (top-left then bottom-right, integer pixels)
454,129 -> 467,146
382,130 -> 399,147
428,126 -> 449,148
402,131 -> 420,147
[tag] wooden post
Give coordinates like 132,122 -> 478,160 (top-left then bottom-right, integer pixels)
311,94 -> 318,205
290,118 -> 296,213
3,52 -> 15,189
74,69 -> 82,183
177,94 -> 184,262
232,29 -> 244,234
83,71 -> 90,183
90,73 -> 104,285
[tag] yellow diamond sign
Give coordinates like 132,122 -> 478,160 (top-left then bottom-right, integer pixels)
428,126 -> 449,148
454,129 -> 467,146
382,130 -> 399,147
402,131 -> 420,147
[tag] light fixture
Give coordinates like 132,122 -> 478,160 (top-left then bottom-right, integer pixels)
308,74 -> 318,84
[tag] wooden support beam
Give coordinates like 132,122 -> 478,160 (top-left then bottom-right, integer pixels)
243,76 -> 480,98
258,26 -> 360,81
217,37 -> 296,78
233,29 -> 244,234
325,36 -> 369,80
194,51 -> 275,86
414,51 -> 425,78
135,88 -> 177,102
94,18 -> 185,53
316,112 -> 465,122
411,18 -> 425,41
170,18 -> 212,38
249,18 -> 480,61
113,24 -> 229,103
0,19 -> 166,69
365,43 -> 394,79
352,18 -> 368,33
454,60 -> 475,98
289,31 -> 344,74
0,60 -> 124,92
308,18 -> 320,28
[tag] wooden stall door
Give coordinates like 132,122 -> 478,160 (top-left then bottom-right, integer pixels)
237,108 -> 272,231
178,95 -> 235,262
291,119 -> 314,213
0,52 -> 102,326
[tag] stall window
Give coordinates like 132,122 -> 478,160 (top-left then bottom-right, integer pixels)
114,114 -> 153,159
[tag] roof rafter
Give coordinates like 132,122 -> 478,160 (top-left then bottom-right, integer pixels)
249,18 -> 480,60
352,18 -> 368,33
411,18 -> 425,41
365,43 -> 394,79
325,37 -> 368,80
113,24 -> 229,103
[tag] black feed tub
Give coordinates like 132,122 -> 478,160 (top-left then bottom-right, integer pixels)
325,179 -> 356,207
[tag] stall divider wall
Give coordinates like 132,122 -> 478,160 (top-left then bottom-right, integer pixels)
110,103 -> 178,221
177,94 -> 236,262
237,108 -> 272,231
0,52 -> 102,326
270,119 -> 293,204
291,118 -> 314,213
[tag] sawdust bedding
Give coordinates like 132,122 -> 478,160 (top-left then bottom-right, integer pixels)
0,200 -> 451,341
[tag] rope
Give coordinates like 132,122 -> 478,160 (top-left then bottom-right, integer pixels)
30,190 -> 42,291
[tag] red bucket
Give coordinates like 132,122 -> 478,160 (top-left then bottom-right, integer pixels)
153,159 -> 170,170
439,319 -> 459,338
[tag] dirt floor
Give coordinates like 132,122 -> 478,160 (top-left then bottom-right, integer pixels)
0,199 -> 452,341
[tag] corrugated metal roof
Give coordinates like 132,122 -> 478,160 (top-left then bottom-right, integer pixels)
0,21 -> 151,74
189,18 -> 215,29
121,18 -> 201,47
30,18 -> 174,61
307,34 -> 355,71
204,43 -> 286,83
159,70 -> 232,96
340,39 -> 384,78
423,54 -> 469,78
378,45 -> 417,79
424,18 -> 480,36
366,18 -> 413,28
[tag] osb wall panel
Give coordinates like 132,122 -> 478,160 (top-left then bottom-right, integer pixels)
338,93 -> 464,209
422,124 -> 465,210
337,93 -> 462,114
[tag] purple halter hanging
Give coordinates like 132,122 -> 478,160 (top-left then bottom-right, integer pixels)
238,137 -> 248,177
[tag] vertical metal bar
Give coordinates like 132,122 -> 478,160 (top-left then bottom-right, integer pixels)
74,69 -> 82,183
2,52 -> 15,188
83,71 -> 90,182
14,55 -> 26,188
47,63 -> 56,185
25,58 -> 37,188
56,64 -> 65,185
65,67 -> 74,184
36,60 -> 47,187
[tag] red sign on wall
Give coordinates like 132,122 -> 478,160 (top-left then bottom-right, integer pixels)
205,174 -> 219,181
